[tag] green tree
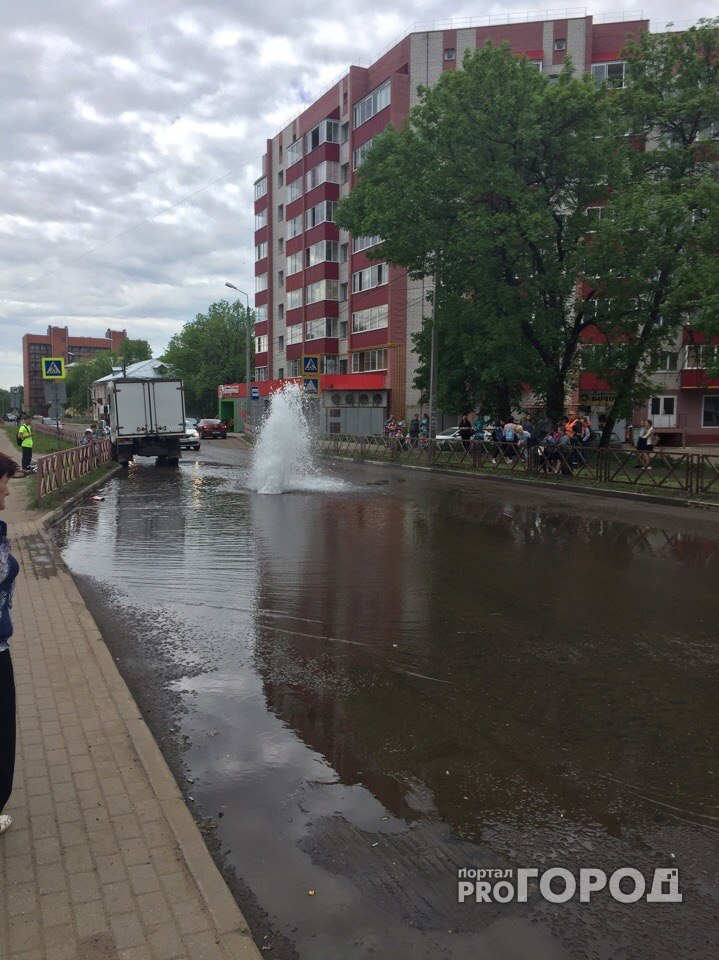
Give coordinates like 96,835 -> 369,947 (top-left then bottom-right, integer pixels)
161,300 -> 252,414
585,20 -> 719,443
337,44 -> 630,421
66,339 -> 153,412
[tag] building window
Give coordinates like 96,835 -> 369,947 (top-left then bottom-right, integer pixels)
351,348 -> 388,372
306,317 -> 339,340
686,344 -> 719,369
255,241 -> 267,261
305,200 -> 337,230
444,48 -> 455,61
278,366 -> 284,378
287,251 -> 303,275
340,242 -> 349,263
254,176 -> 267,200
656,351 -> 678,372
255,209 -> 267,230
278,204 -> 284,220
255,305 -> 267,324
305,160 -> 340,192
354,80 -> 390,128
288,359 -> 302,377
702,397 -> 719,427
287,288 -> 302,310
532,60 -> 543,71
255,273 -> 268,293
288,214 -> 303,239
340,281 -> 348,301
352,304 -> 388,334
278,171 -> 284,187
286,324 -> 303,345
305,279 -> 339,304
341,121 -> 349,143
339,319 -> 348,339
287,178 -> 302,202
305,119 -> 340,153
341,162 -> 349,184
278,270 -> 284,286
554,38 -> 566,52
278,237 -> 284,253
255,366 -> 268,381
286,139 -> 302,166
592,61 -> 626,89
278,304 -> 284,320
306,240 -> 339,267
352,138 -> 374,170
352,262 -> 387,293
255,335 -> 268,353
352,234 -> 383,254
278,336 -> 284,351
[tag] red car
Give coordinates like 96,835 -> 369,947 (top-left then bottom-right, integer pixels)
196,418 -> 227,439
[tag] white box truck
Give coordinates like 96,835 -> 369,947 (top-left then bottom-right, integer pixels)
107,378 -> 186,464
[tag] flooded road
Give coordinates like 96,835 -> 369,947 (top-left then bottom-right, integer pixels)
53,442 -> 719,960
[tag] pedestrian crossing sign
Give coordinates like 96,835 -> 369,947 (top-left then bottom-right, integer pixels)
303,355 -> 319,374
42,357 -> 66,380
303,377 -> 320,396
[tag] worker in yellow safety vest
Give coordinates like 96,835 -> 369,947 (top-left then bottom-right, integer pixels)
17,416 -> 33,472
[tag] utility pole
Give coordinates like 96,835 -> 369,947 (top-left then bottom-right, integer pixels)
428,253 -> 440,440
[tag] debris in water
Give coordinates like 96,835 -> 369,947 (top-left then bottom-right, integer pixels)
308,890 -> 316,896
91,495 -> 105,501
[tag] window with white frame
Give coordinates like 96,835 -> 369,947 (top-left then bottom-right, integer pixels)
554,38 -> 566,52
287,251 -> 303,275
686,344 -> 719,368
322,356 -> 343,374
354,81 -> 390,127
305,161 -> 340,192
592,62 -> 626,88
287,358 -> 302,376
286,324 -> 303,345
305,200 -> 337,230
255,241 -> 267,261
287,288 -> 302,310
444,48 -> 455,61
352,304 -> 388,334
255,366 -> 268,381
306,279 -> 339,304
305,119 -> 340,153
287,214 -> 303,239
255,305 -> 267,324
339,319 -> 348,340
352,262 -> 387,293
352,138 -> 374,170
306,317 -> 339,340
532,60 -> 543,71
352,235 -> 383,254
351,348 -> 388,372
306,240 -> 339,267
255,273 -> 268,293
703,396 -> 719,427
653,350 -> 678,372
255,335 -> 268,353
254,177 -> 267,200
585,206 -> 604,230
287,178 -> 302,202
255,209 -> 267,230
286,139 -> 302,166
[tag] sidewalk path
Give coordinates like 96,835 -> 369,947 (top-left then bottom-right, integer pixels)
0,433 -> 261,960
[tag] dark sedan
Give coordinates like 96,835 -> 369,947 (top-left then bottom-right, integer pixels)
196,418 -> 227,439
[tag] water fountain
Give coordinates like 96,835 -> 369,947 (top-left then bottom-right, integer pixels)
249,382 -> 346,494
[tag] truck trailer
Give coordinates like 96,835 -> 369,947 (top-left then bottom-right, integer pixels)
107,378 -> 186,465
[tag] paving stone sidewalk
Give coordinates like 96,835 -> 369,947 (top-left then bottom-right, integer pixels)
0,434 -> 261,960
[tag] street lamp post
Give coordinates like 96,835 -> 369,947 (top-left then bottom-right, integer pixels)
225,282 -> 252,427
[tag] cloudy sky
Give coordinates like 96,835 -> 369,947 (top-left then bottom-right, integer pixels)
0,0 -> 708,390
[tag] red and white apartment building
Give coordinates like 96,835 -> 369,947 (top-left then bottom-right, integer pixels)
227,13 -> 719,443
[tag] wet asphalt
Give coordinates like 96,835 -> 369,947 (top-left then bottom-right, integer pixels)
52,440 -> 719,960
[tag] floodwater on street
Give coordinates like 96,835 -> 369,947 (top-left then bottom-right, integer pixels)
53,443 -> 719,960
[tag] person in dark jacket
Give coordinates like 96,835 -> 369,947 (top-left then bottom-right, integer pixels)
458,415 -> 474,453
0,451 -> 20,835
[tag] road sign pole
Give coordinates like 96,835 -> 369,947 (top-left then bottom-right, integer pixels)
54,382 -> 60,452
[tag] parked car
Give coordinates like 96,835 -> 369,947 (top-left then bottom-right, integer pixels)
181,419 -> 201,451
435,427 -> 463,448
196,418 -> 227,439
41,417 -> 64,428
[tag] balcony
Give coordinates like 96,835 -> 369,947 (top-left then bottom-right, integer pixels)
680,369 -> 719,390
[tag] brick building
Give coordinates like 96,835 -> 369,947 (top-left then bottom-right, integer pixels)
243,13 -> 653,434
22,326 -> 127,414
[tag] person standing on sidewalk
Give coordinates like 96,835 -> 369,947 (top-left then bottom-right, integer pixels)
0,451 -> 20,835
17,414 -> 33,472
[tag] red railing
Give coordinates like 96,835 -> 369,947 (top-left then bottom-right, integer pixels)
35,439 -> 112,501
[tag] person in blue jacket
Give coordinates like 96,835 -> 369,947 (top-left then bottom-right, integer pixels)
0,450 -> 20,836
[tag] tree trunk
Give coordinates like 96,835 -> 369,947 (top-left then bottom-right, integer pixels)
497,385 -> 512,423
599,413 -> 617,448
545,377 -> 566,423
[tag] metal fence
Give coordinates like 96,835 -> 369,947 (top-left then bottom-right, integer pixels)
323,436 -> 719,498
36,439 -> 113,501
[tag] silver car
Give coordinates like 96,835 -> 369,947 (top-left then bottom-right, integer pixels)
180,419 -> 201,451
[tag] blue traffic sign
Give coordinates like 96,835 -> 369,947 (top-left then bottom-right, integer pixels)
303,377 -> 319,396
303,356 -> 319,374
251,386 -> 260,401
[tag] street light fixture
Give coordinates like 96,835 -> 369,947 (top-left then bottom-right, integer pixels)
225,282 -> 252,426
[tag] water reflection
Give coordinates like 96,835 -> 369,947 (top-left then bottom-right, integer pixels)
55,461 -> 719,959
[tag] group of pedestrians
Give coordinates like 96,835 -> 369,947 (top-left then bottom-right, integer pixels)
384,415 -> 430,447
